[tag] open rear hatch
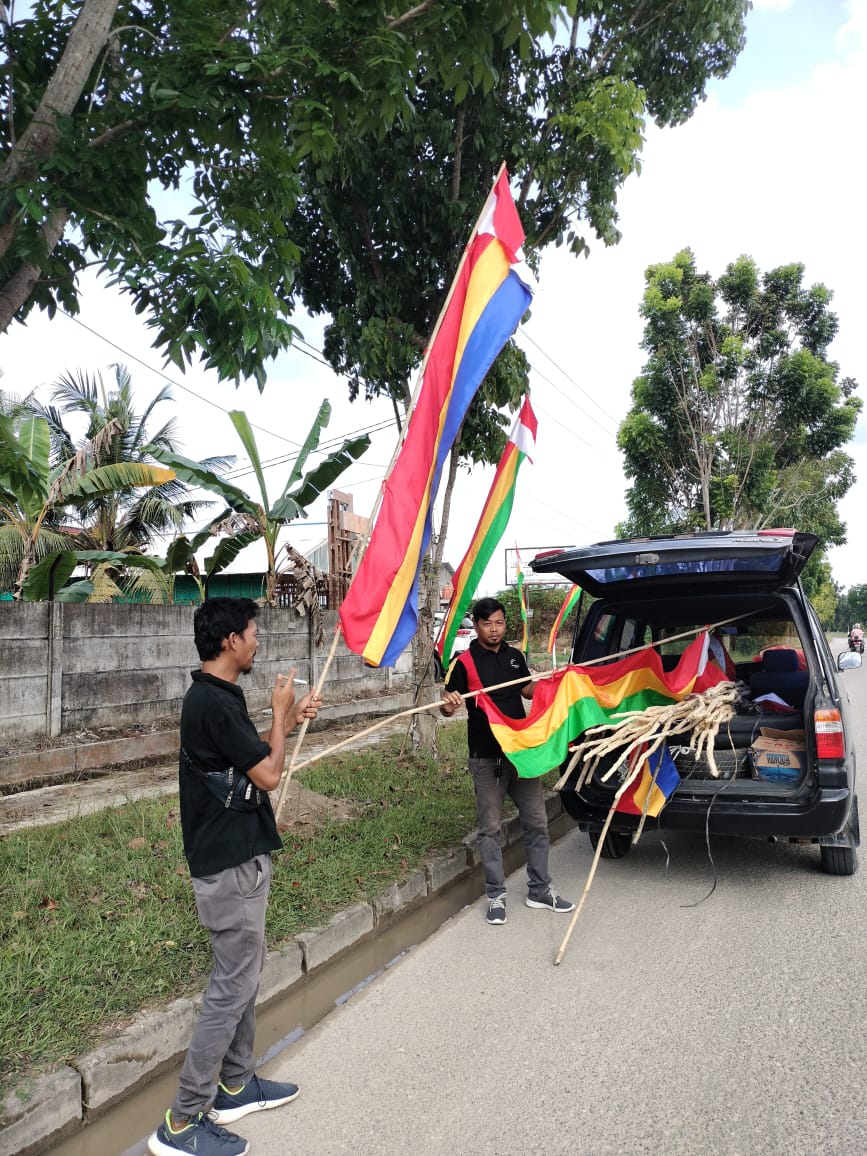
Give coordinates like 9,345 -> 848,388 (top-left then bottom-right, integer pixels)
530,529 -> 819,598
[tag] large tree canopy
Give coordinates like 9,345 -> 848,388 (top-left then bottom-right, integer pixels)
293,2 -> 749,426
617,249 -> 862,544
0,1 -> 747,393
0,0 -> 564,385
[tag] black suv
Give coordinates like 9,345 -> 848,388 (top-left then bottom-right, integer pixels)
530,530 -> 861,875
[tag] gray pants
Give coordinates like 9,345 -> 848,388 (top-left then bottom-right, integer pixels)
173,854 -> 272,1118
469,757 -> 551,900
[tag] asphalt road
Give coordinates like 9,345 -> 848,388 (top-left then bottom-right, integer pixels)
241,652 -> 867,1156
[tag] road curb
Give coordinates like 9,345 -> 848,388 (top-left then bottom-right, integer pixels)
1,794 -> 572,1156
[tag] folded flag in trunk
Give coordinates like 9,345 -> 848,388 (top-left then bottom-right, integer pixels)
615,742 -> 680,817
479,632 -> 727,779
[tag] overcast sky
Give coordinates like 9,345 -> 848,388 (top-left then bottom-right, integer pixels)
1,0 -> 864,598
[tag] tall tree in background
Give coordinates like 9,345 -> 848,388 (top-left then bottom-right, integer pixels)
0,0 -> 565,385
288,2 -> 748,738
617,250 -> 861,543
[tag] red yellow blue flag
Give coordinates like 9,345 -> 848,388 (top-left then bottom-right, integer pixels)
339,169 -> 535,667
615,742 -> 680,817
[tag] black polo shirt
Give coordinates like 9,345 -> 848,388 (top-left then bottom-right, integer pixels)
179,670 -> 282,878
445,638 -> 530,758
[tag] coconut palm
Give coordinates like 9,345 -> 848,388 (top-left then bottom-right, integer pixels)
43,365 -> 227,551
25,365 -> 233,600
0,407 -> 175,598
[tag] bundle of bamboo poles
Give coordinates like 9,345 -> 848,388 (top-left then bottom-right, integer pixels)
555,680 -> 742,796
553,680 -> 742,967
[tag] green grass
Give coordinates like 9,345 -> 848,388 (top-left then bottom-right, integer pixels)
0,725 -> 479,1085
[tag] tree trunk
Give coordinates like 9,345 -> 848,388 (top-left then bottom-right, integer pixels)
0,0 -> 120,327
409,439 -> 462,754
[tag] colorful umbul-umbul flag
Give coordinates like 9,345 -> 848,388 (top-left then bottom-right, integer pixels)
547,583 -> 581,657
474,631 -> 727,778
615,742 -> 680,818
515,545 -> 529,658
436,395 -> 537,665
339,168 -> 536,667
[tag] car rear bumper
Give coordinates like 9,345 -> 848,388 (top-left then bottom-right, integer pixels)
564,785 -> 854,840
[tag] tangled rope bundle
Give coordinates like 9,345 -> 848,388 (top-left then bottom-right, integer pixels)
553,681 -> 742,967
555,680 -> 741,798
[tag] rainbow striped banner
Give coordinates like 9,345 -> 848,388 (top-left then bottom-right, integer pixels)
437,395 -> 537,664
547,584 -> 581,658
339,169 -> 535,667
515,545 -> 529,658
478,632 -> 726,778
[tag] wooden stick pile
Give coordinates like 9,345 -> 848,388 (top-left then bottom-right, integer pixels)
554,680 -> 741,796
553,681 -> 742,967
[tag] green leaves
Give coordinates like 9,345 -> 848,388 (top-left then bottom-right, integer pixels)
619,250 -> 861,551
20,550 -> 164,601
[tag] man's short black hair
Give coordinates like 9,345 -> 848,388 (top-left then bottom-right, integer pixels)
472,597 -> 506,623
193,598 -> 259,661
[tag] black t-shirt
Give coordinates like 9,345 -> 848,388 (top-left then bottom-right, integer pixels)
179,670 -> 283,878
445,639 -> 530,758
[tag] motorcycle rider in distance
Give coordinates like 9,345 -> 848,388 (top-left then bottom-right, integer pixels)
849,623 -> 864,653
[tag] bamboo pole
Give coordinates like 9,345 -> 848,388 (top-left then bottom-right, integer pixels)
553,757 -> 646,967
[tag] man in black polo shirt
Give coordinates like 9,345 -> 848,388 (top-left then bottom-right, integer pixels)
440,596 -> 574,927
148,598 -> 321,1156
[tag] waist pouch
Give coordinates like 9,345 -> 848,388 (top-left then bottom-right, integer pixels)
182,748 -> 264,812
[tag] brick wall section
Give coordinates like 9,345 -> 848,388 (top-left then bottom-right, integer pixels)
0,604 -> 411,744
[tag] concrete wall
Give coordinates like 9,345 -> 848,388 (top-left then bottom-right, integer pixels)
0,604 -> 411,743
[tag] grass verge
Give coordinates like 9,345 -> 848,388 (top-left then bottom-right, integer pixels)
0,724 -> 492,1087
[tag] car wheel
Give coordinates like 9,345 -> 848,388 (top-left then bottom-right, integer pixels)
589,829 -> 633,859
820,844 -> 858,876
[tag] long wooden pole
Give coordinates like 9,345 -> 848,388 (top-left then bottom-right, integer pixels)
275,612 -> 753,821
273,164 -> 508,823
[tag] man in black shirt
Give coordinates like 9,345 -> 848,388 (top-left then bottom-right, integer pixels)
148,598 -> 321,1156
441,597 -> 574,926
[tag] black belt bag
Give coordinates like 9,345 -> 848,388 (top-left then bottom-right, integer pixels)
181,748 -> 264,812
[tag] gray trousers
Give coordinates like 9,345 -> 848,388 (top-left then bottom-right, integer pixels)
173,854 -> 272,1118
469,757 -> 551,900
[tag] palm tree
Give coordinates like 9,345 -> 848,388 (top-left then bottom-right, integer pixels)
45,365 -> 226,547
0,405 -> 175,599
31,366 -> 230,600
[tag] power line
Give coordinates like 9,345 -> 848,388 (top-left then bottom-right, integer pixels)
58,310 -> 309,450
518,328 -> 623,430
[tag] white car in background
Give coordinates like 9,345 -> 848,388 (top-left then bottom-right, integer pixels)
433,612 -> 476,676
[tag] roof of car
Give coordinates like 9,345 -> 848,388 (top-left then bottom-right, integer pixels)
529,529 -> 819,599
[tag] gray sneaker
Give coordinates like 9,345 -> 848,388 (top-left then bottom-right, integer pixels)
148,1111 -> 249,1156
525,888 -> 575,913
486,895 -> 507,924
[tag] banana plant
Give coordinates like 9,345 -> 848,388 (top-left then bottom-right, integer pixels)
150,401 -> 370,605
0,413 -> 175,599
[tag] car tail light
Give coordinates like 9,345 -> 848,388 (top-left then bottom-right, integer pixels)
815,708 -> 845,759
456,628 -> 472,636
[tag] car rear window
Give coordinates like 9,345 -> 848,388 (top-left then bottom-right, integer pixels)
584,554 -> 786,586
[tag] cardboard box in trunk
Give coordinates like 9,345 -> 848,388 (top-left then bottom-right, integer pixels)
749,733 -> 807,782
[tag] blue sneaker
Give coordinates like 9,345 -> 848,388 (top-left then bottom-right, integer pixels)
209,1073 -> 300,1125
147,1111 -> 249,1155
